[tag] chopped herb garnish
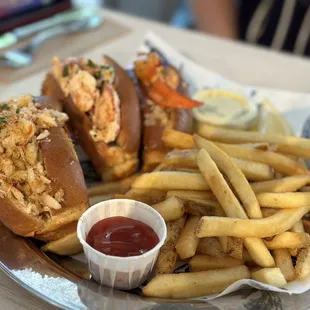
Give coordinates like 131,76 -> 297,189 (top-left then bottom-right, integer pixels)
101,64 -> 110,69
0,116 -> 7,128
0,104 -> 10,112
88,59 -> 96,68
62,65 -> 69,77
93,71 -> 102,80
16,107 -> 20,114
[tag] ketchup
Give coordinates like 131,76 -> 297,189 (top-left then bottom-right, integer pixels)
86,216 -> 159,257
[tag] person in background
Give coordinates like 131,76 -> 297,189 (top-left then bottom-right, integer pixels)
172,0 -> 310,57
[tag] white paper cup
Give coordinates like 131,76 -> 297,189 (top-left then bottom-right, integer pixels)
77,199 -> 167,290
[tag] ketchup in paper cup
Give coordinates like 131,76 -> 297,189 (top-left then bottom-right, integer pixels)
77,199 -> 167,290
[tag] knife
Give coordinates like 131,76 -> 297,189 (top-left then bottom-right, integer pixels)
0,7 -> 97,50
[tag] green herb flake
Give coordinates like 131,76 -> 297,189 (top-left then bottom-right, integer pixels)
93,71 -> 102,80
16,108 -> 20,114
62,65 -> 69,77
88,59 -> 96,68
101,64 -> 110,69
0,104 -> 10,112
0,116 -> 7,128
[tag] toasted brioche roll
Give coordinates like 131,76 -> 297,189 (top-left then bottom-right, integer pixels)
42,56 -> 141,181
0,95 -> 89,240
141,65 -> 193,172
35,220 -> 78,242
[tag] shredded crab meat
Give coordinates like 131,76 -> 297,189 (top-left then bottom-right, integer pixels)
36,129 -> 50,141
0,95 -> 68,217
68,71 -> 97,112
90,83 -> 121,143
144,100 -> 171,128
52,57 -> 120,143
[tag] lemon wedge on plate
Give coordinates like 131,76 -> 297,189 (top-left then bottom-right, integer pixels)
192,89 -> 259,130
257,98 -> 293,136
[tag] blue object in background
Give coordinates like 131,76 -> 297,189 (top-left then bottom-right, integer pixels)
170,0 -> 193,28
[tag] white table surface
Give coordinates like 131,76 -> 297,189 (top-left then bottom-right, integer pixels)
1,8 -> 310,310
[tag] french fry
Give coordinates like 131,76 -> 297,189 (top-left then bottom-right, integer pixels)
189,254 -> 244,271
215,142 -> 307,176
153,163 -> 165,171
175,216 -> 200,259
226,237 -> 243,260
264,232 -> 310,249
195,135 -> 262,219
127,188 -> 166,200
232,157 -> 274,181
163,149 -> 198,168
156,164 -> 200,173
290,221 -> 305,233
257,192 -> 310,208
166,190 -> 215,201
289,249 -> 299,257
87,174 -> 139,197
126,187 -> 166,196
243,248 -> 254,263
143,265 -> 250,298
197,123 -> 310,159
251,176 -> 310,194
152,196 -> 185,222
273,249 -> 296,282
251,268 -> 287,288
243,238 -> 275,268
163,129 -> 308,174
196,207 -> 310,238
174,168 -> 200,173
261,208 -> 278,218
132,172 -> 209,191
41,232 -> 82,256
197,237 -> 226,257
162,128 -> 195,149
155,216 -> 187,275
296,247 -> 310,279
164,149 -> 274,182
113,188 -> 166,205
196,148 -> 274,267
90,194 -> 114,206
196,149 -> 247,219
238,142 -> 270,150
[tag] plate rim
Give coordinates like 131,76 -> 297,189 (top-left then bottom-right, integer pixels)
0,262 -> 73,310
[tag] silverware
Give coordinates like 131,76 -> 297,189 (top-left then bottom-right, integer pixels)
0,8 -> 97,50
0,15 -> 103,68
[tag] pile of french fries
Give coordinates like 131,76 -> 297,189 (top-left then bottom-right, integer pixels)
114,124 -> 310,299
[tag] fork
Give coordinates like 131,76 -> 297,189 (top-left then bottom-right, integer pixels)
0,15 -> 103,68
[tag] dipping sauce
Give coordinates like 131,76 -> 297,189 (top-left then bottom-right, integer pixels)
192,89 -> 259,130
86,216 -> 159,257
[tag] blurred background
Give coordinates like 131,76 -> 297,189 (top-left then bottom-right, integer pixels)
1,0 -> 310,57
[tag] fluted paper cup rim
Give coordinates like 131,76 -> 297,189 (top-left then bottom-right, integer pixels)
77,199 -> 167,262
